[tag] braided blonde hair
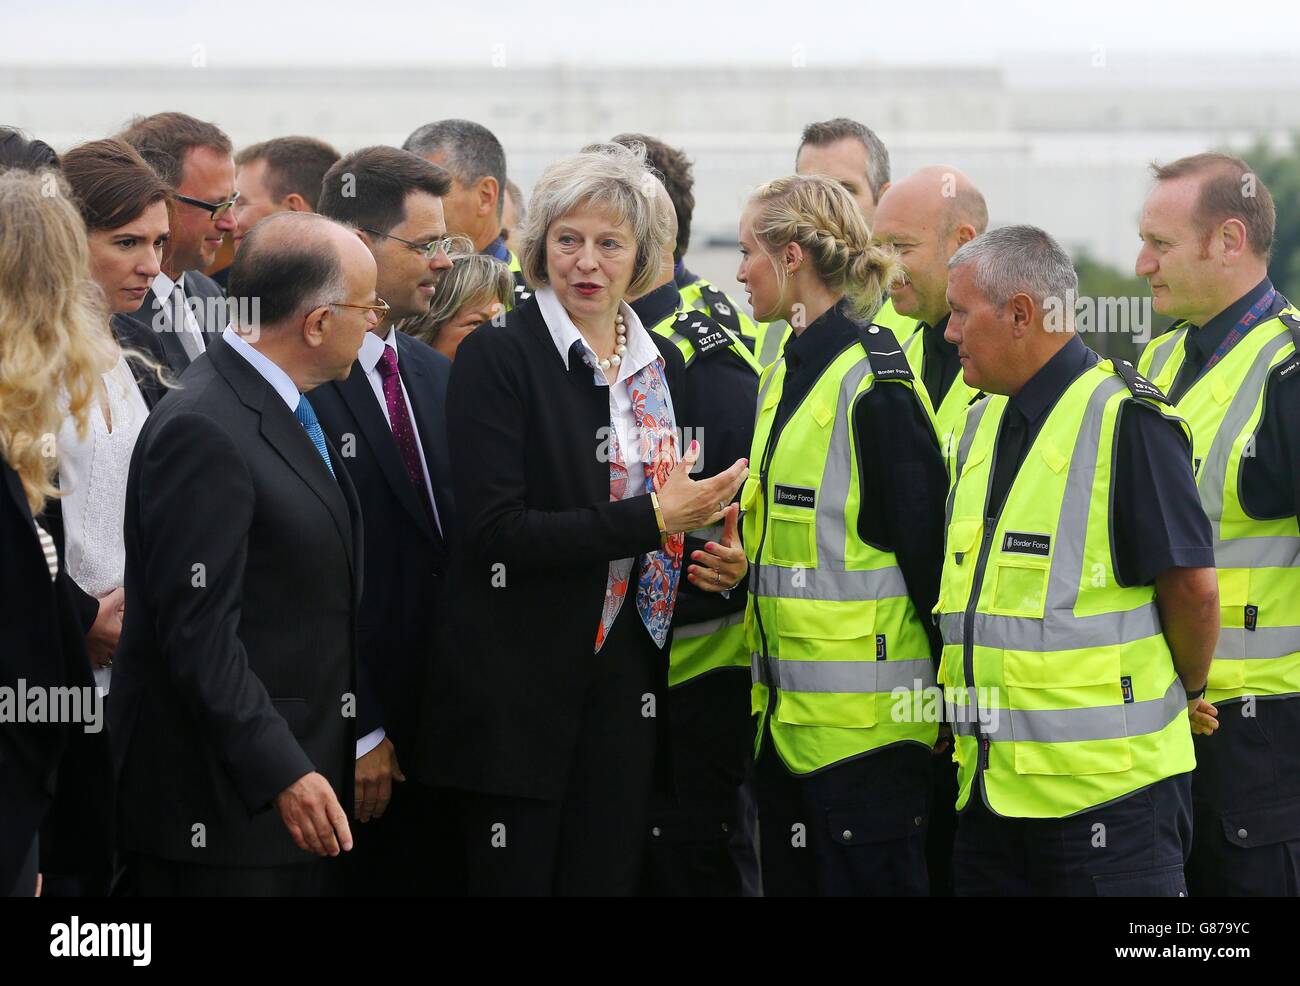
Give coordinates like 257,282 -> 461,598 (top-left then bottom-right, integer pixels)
748,173 -> 901,321
0,169 -> 117,514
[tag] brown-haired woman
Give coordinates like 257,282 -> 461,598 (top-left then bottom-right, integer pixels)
53,138 -> 171,693
0,168 -> 120,896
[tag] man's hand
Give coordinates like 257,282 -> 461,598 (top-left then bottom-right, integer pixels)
85,587 -> 125,669
274,772 -> 353,856
1188,697 -> 1219,736
354,737 -> 404,823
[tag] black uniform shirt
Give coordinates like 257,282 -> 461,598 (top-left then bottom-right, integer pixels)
987,334 -> 1214,587
920,313 -> 961,410
1166,279 -> 1300,524
771,302 -> 947,655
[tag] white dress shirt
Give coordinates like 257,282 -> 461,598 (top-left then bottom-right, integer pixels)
152,271 -> 206,360
222,327 -> 385,760
357,326 -> 442,536
535,285 -> 668,499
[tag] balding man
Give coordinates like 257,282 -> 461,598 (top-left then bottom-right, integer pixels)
1135,153 -> 1300,897
794,117 -> 915,348
938,225 -> 1218,896
874,166 -> 989,447
628,178 -> 761,897
111,212 -> 375,896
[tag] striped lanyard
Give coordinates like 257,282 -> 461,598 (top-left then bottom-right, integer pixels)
1202,287 -> 1277,372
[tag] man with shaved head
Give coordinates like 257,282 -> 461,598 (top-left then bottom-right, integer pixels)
112,211 -> 376,895
628,176 -> 762,897
874,166 -> 989,445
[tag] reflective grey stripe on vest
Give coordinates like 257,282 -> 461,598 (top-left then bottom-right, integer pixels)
1144,326 -> 1189,382
752,562 -> 908,601
1216,625 -> 1300,661
950,677 -> 1187,743
758,320 -> 789,367
674,610 -> 744,640
943,396 -> 991,528
1214,534 -> 1300,569
752,653 -> 935,693
754,360 -> 782,433
691,522 -> 724,542
664,328 -> 696,368
752,351 -> 910,604
940,376 -> 1164,652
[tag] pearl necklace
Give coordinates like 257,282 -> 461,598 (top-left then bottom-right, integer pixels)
597,312 -> 628,370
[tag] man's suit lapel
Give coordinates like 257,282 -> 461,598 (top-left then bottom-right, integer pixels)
130,289 -> 191,377
209,338 -> 355,572
396,334 -> 452,542
336,360 -> 439,546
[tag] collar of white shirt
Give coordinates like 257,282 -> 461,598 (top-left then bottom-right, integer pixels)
358,324 -> 398,375
151,270 -> 182,306
222,326 -> 301,412
535,285 -> 660,382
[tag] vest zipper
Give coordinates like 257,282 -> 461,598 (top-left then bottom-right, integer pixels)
751,403 -> 788,734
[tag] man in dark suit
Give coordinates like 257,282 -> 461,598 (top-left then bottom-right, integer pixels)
116,112 -> 239,377
314,146 -> 458,895
109,212 -> 377,895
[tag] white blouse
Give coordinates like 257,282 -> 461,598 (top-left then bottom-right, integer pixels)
58,353 -> 150,691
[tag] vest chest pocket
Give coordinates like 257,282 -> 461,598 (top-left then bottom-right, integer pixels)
987,556 -> 1050,619
939,518 -> 982,612
1209,568 -> 1248,690
767,505 -> 816,566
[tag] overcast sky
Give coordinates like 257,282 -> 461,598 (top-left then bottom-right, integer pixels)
3,0 -> 1295,68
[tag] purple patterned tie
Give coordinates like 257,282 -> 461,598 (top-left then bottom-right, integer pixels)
376,345 -> 436,527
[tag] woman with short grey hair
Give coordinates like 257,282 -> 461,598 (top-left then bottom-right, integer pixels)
416,142 -> 749,895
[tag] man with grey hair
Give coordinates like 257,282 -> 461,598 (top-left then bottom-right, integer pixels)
112,212 -> 375,895
795,117 -> 915,346
402,119 -> 525,294
937,224 -> 1219,896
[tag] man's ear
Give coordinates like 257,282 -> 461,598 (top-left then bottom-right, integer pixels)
954,223 -> 978,249
1219,217 -> 1248,263
302,304 -> 329,349
478,176 -> 499,217
282,192 -> 312,213
1008,291 -> 1036,339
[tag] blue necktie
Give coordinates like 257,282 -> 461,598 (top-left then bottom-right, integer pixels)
294,394 -> 335,478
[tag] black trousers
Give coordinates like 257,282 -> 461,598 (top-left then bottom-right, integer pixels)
458,602 -> 663,896
6,835 -> 38,897
953,773 -> 1192,896
121,852 -> 334,896
639,667 -> 756,897
927,750 -> 959,897
1187,695 -> 1300,896
339,780 -> 465,896
755,729 -> 932,896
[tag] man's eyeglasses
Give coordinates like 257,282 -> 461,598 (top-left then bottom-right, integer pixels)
358,226 -> 453,260
175,190 -> 241,221
328,297 -> 391,320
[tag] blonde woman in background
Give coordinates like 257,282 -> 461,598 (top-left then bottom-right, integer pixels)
403,236 -> 512,360
0,164 -> 119,897
735,173 -> 949,896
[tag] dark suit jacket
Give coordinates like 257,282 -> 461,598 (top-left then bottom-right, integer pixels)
109,336 -> 363,868
312,331 -> 454,758
120,270 -> 226,381
413,296 -> 686,800
0,460 -> 111,893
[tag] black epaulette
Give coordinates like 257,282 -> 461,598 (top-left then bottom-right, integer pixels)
856,322 -> 914,381
1275,312 -> 1300,382
671,309 -> 734,359
1110,357 -> 1171,405
698,284 -> 743,335
512,270 -> 533,305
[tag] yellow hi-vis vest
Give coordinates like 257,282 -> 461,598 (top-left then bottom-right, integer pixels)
679,278 -> 761,343
751,297 -> 920,371
742,322 -> 938,774
901,322 -> 982,451
1138,307 -> 1300,705
649,306 -> 761,687
938,359 -> 1195,818
506,249 -> 530,311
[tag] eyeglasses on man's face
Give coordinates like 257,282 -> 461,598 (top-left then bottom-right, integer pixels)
328,296 -> 391,321
358,226 -> 454,260
175,190 -> 241,221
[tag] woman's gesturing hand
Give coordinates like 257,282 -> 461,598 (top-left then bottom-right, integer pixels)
657,440 -> 748,535
687,503 -> 748,592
